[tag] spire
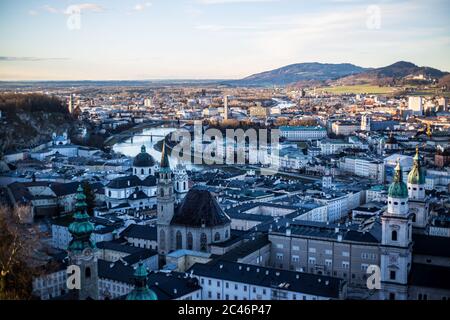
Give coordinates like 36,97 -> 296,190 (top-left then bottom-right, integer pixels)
126,263 -> 158,300
68,185 -> 95,253
394,161 -> 402,183
160,140 -> 170,170
408,146 -> 425,185
141,145 -> 146,153
388,161 -> 408,198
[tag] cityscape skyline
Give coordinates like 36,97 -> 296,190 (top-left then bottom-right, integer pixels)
1,0 -> 450,80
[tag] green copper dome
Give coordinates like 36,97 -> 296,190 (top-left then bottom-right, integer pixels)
408,147 -> 425,185
126,263 -> 158,301
388,162 -> 408,198
68,185 -> 96,253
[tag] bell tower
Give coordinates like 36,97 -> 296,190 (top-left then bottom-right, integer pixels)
407,147 -> 429,232
380,162 -> 413,300
68,185 -> 99,300
156,141 -> 175,255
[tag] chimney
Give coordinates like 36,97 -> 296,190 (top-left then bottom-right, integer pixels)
286,229 -> 291,236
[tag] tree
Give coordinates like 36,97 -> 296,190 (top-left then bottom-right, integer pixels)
0,205 -> 41,299
82,181 -> 96,216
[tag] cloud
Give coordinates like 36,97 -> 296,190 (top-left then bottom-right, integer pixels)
28,10 -> 38,16
0,57 -> 70,62
197,0 -> 278,4
133,2 -> 152,12
42,5 -> 59,14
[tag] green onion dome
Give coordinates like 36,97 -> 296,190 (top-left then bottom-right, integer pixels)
126,263 -> 158,301
408,147 -> 425,185
68,185 -> 96,253
388,162 -> 408,198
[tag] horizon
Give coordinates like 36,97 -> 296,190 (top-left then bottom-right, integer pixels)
1,0 -> 450,80
0,60 -> 448,82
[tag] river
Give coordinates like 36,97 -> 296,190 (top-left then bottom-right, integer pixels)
112,126 -> 202,171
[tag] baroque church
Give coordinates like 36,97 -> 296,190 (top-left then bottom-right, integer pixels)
105,144 -> 189,211
156,141 -> 232,256
380,147 -> 428,300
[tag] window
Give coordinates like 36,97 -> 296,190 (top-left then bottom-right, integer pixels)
309,248 -> 316,253
390,271 -> 396,280
292,255 -> 300,263
308,257 -> 316,265
217,281 -> 220,287
200,233 -> 207,252
391,230 -> 398,241
85,267 -> 91,279
276,253 -> 283,260
276,244 -> 284,249
208,291 -> 212,299
342,251 -> 349,257
141,169 -> 144,175
293,245 -> 300,251
214,232 -> 220,242
389,293 -> 395,300
325,259 -> 332,267
187,232 -> 193,250
225,282 -> 229,289
325,249 -> 332,255
217,293 -> 220,299
176,231 -> 182,250
342,261 -> 349,269
244,286 -> 247,292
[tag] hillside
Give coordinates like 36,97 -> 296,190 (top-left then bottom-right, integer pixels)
333,61 -> 448,86
231,61 -> 448,87
231,63 -> 367,86
0,94 -> 75,155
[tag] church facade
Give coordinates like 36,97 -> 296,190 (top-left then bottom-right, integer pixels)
156,141 -> 231,256
105,145 -> 189,211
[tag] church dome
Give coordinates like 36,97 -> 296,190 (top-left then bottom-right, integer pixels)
133,145 -> 156,168
408,147 -> 425,185
126,263 -> 158,301
171,189 -> 231,228
388,162 -> 408,198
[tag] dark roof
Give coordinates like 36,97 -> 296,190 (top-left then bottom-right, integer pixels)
98,260 -> 201,300
160,140 -> 170,169
96,240 -> 148,254
188,260 -> 344,299
413,234 -> 450,258
120,224 -> 157,241
106,175 -> 156,189
272,220 -> 382,244
218,234 -> 270,262
171,189 -> 231,228
409,263 -> 450,290
133,146 -> 156,167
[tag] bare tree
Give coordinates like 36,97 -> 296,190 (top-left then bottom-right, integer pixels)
0,205 -> 41,299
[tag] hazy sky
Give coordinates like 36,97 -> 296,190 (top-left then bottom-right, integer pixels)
0,0 -> 449,80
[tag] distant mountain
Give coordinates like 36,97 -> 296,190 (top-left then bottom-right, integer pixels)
231,63 -> 368,86
333,61 -> 448,86
230,61 -> 448,87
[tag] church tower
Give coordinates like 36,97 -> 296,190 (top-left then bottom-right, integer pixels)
68,185 -> 99,300
322,167 -> 333,190
407,147 -> 429,232
380,162 -> 413,300
126,263 -> 158,300
156,141 -> 175,255
174,163 -> 189,202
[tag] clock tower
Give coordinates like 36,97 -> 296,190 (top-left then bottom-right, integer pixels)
68,185 -> 99,300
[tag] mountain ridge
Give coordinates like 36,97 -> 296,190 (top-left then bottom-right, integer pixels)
231,61 -> 448,86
